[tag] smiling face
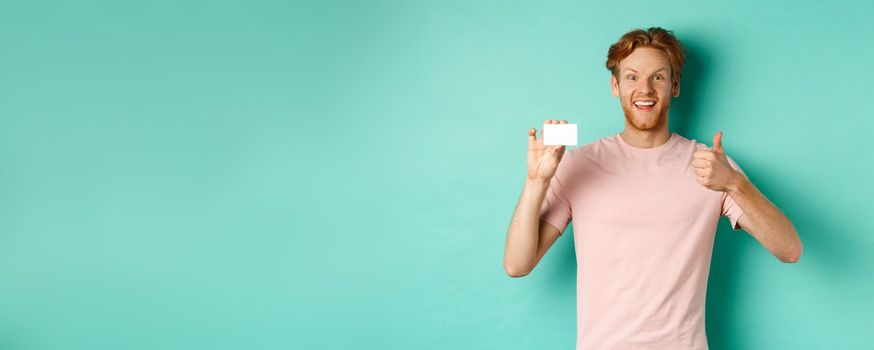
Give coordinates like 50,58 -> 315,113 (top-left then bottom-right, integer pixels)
610,47 -> 681,132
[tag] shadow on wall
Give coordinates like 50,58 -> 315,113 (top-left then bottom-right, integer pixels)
672,36 -> 755,350
676,36 -> 858,350
668,35 -> 711,138
706,165 -> 858,350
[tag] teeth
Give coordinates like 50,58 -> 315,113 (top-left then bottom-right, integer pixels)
634,100 -> 655,106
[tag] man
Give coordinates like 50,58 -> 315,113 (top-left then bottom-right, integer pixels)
502,27 -> 803,350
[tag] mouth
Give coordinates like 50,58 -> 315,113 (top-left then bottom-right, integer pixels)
632,99 -> 657,112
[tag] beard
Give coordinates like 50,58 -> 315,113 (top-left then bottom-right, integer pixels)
621,98 -> 669,131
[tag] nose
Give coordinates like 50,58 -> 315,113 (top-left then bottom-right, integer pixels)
641,78 -> 654,94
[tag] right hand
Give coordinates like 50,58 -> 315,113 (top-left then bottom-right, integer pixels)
527,119 -> 568,181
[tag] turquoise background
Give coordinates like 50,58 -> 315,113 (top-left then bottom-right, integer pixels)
0,0 -> 871,349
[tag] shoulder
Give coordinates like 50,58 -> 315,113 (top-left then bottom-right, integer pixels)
672,132 -> 709,154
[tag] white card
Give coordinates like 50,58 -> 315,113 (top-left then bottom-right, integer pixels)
543,123 -> 577,146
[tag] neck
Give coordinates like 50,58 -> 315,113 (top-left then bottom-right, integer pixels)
619,127 -> 672,149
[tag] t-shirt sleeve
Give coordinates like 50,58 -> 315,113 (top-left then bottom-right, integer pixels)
538,152 -> 573,235
721,154 -> 747,231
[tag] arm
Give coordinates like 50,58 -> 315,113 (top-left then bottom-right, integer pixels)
727,174 -> 803,263
693,131 -> 803,264
503,178 -> 563,277
503,119 -> 569,278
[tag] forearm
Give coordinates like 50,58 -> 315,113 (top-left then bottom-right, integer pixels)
727,174 -> 803,262
504,177 -> 549,275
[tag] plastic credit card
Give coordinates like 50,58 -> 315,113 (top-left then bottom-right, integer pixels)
542,123 -> 577,146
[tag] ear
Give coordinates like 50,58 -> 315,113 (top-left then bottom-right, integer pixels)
611,74 -> 620,98
671,75 -> 681,97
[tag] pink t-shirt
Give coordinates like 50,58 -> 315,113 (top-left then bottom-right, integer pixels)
539,131 -> 746,350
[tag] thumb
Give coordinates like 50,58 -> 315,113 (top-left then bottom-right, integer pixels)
712,131 -> 724,153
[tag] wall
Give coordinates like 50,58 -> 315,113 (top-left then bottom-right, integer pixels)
0,0 -> 871,349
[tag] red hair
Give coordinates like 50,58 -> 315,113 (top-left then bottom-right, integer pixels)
606,27 -> 686,83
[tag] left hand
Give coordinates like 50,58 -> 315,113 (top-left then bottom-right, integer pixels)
692,131 -> 739,192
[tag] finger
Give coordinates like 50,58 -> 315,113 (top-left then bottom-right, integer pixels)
712,131 -> 724,153
692,159 -> 710,168
694,151 -> 716,160
561,119 -> 568,124
542,120 -> 553,139
529,128 -> 537,142
692,151 -> 711,159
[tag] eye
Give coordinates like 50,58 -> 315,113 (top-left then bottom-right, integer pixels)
654,75 -> 663,80
626,75 -> 636,81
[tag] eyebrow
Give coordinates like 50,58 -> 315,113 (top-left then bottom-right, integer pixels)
622,68 -> 668,74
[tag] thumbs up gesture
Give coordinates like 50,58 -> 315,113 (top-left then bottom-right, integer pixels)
692,131 -> 740,192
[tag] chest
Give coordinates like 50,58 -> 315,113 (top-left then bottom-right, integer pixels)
566,160 -> 722,230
